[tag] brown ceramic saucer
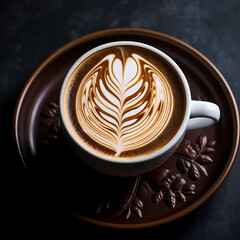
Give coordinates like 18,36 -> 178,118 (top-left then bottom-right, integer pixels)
13,28 -> 239,229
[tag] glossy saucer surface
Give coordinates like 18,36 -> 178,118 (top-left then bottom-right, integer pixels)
14,29 -> 239,228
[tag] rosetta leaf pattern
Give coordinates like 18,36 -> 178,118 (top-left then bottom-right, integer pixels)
75,52 -> 173,156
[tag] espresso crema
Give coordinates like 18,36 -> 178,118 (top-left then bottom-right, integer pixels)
63,45 -> 186,158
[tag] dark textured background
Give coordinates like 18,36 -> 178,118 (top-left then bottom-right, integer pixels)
1,0 -> 240,238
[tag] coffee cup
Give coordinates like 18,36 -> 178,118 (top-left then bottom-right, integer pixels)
59,41 -> 220,176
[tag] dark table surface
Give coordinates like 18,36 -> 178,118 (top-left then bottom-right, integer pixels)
1,0 -> 240,239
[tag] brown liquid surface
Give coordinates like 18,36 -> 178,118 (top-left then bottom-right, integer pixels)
63,45 -> 186,158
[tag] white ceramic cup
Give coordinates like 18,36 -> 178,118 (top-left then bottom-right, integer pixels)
59,41 -> 220,177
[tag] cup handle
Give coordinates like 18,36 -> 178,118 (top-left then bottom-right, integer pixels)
187,100 -> 220,130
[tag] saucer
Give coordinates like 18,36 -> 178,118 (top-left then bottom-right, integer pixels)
13,28 -> 239,229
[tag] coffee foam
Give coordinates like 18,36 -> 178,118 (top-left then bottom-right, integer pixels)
64,45 -> 186,158
75,50 -> 174,156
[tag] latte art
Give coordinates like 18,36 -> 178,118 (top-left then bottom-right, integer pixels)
64,45 -> 186,159
75,51 -> 174,156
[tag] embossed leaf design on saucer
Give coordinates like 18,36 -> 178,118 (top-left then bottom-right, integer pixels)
75,53 -> 174,156
174,135 -> 216,180
39,103 -> 216,220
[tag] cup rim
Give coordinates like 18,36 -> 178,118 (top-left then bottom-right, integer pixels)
59,41 -> 191,164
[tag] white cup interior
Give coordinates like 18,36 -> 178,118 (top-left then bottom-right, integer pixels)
59,41 -> 191,164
